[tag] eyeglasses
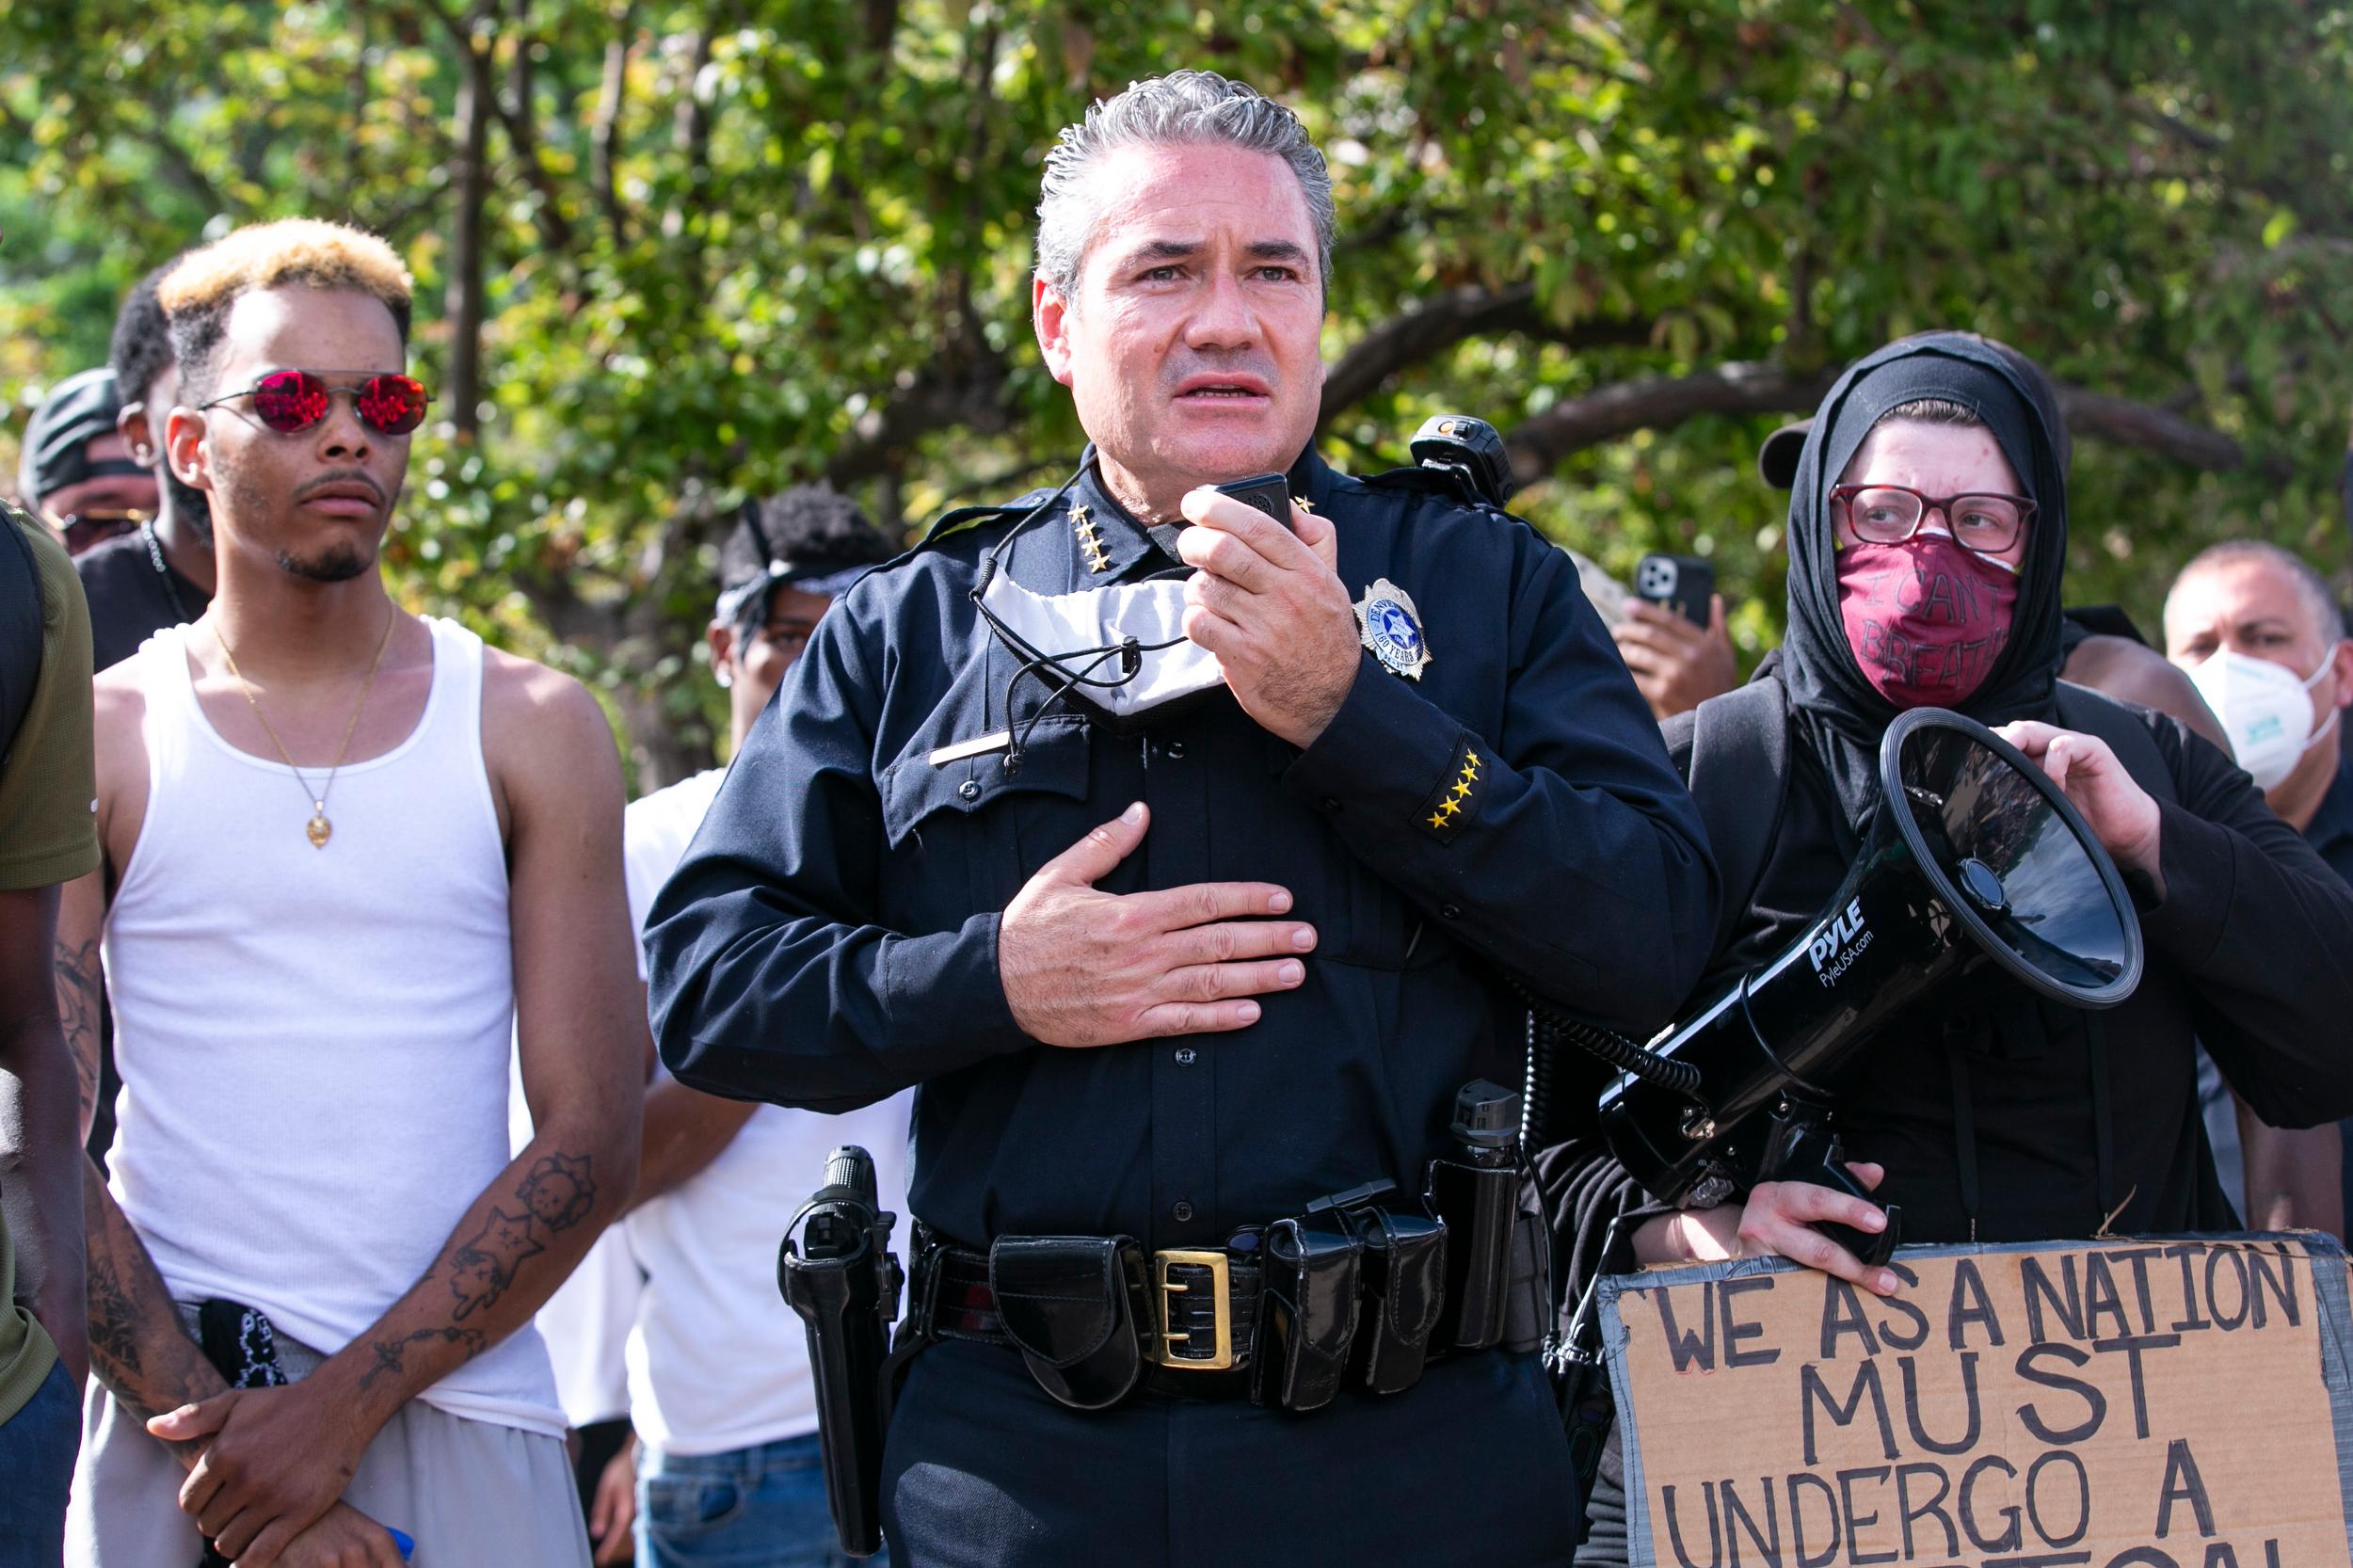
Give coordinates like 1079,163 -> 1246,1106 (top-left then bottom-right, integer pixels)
199,370 -> 431,437
1831,484 -> 2035,554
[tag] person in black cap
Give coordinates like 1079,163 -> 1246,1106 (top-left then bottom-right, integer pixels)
17,368 -> 157,557
601,487 -> 905,1566
705,487 -> 897,750
74,260 -> 216,673
1551,330 -> 2353,1562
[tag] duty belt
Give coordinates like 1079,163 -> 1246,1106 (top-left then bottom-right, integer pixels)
916,1235 -> 1266,1400
902,1174 -> 1517,1415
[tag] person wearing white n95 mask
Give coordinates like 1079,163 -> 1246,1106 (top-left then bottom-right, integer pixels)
2165,538 -> 2353,1244
2165,542 -> 2353,808
2185,648 -> 2339,792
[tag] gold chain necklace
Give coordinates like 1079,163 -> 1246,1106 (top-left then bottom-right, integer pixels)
212,607 -> 399,849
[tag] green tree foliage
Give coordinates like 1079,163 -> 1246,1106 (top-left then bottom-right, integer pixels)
5,1 -> 2349,783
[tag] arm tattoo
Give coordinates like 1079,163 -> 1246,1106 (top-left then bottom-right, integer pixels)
429,1150 -> 600,1342
344,1152 -> 601,1409
53,937 -> 102,1126
516,1151 -> 597,1232
86,1253 -> 143,1384
446,1208 -> 545,1321
80,1171 -> 227,1456
359,1326 -> 486,1392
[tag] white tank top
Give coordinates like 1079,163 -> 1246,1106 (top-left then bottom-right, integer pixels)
105,618 -> 561,1436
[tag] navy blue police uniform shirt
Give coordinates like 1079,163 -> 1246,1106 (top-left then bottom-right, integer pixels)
645,445 -> 1719,1251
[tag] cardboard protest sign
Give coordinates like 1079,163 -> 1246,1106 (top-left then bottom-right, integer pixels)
1601,1235 -> 2353,1568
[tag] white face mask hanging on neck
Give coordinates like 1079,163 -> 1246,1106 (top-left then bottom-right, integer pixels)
974,563 -> 1225,719
2187,647 -> 2340,792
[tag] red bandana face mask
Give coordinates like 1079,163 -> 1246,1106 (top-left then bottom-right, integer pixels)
1835,532 -> 2019,709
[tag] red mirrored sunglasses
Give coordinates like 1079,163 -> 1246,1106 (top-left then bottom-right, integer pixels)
200,370 -> 431,436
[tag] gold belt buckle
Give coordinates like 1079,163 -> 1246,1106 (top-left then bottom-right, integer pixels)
1153,1249 -> 1234,1370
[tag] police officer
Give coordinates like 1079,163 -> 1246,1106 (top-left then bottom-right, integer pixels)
646,71 -> 1718,1568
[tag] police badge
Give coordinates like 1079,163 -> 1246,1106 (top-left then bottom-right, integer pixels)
1353,578 -> 1432,680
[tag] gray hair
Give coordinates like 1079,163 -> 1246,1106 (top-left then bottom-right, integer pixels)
2169,538 -> 2347,643
1035,70 -> 1336,306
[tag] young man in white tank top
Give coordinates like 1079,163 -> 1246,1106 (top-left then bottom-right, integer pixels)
52,219 -> 643,1568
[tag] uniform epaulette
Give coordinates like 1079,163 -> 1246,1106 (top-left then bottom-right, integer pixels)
1363,461 -> 1513,520
916,488 -> 1062,550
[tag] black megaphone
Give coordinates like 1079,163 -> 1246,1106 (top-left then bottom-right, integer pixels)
1595,707 -> 2145,1262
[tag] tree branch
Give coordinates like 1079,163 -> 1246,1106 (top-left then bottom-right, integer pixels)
1505,361 -> 1841,482
1502,360 -> 2292,485
419,0 -> 576,258
2057,386 -> 2291,481
591,5 -> 633,247
499,17 -> 576,256
130,99 -> 228,216
2123,101 -> 2353,239
823,353 -> 1016,488
1319,285 -> 1648,424
441,0 -> 497,441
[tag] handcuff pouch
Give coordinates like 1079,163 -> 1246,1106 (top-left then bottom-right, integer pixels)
987,1235 -> 1150,1411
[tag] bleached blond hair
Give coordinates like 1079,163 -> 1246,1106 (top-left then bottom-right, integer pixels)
160,218 -> 414,396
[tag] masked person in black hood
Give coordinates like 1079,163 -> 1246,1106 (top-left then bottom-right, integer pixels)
1548,331 -> 2353,1563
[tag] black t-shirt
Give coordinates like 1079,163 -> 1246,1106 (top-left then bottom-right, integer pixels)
75,527 -> 207,672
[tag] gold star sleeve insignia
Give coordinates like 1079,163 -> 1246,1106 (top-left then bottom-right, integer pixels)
1415,736 -> 1486,845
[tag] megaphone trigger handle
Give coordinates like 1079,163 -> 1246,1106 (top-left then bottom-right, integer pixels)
1812,1137 -> 1901,1268
1801,1200 -> 1899,1269
1811,1208 -> 1901,1270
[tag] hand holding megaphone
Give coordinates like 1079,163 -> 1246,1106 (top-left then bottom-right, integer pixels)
1633,1162 -> 1899,1298
1735,1167 -> 1900,1296
1994,721 -> 2164,886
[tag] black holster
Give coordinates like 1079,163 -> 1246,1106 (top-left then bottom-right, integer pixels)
780,1147 -> 902,1560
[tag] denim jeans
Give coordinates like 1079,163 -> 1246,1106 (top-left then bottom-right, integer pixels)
637,1431 -> 886,1568
0,1357 -> 81,1567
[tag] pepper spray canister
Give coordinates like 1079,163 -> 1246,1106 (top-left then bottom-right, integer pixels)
1424,1079 -> 1523,1353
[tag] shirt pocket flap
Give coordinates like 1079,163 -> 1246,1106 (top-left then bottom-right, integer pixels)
877,716 -> 1094,849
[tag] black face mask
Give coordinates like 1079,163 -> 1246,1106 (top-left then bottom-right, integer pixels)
1777,333 -> 2073,832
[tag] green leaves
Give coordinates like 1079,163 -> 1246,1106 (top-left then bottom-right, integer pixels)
5,0 -> 2349,780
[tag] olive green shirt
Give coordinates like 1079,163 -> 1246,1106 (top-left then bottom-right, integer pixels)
0,504 -> 99,1425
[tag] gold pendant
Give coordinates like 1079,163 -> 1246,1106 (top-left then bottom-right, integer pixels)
306,812 -> 332,849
